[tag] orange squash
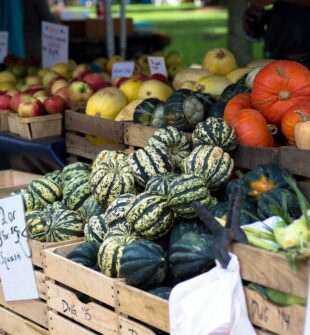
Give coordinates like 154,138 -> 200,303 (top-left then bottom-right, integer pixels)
233,108 -> 275,147
251,60 -> 310,125
224,93 -> 254,127
281,103 -> 310,143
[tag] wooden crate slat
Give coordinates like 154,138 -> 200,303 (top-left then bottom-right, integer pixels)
280,146 -> 310,177
118,316 -> 157,335
47,281 -> 117,335
232,243 -> 309,298
124,124 -> 157,147
44,245 -> 118,307
35,270 -> 46,300
0,281 -> 48,328
0,307 -> 48,335
65,110 -> 124,142
116,281 -> 169,333
245,287 -> 305,335
298,180 -> 310,201
48,311 -> 97,335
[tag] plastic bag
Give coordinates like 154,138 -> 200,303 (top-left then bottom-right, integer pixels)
169,253 -> 256,335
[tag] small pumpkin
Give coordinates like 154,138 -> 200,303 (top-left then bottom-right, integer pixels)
295,112 -> 310,150
281,104 -> 310,144
251,60 -> 310,124
232,108 -> 275,147
224,93 -> 254,127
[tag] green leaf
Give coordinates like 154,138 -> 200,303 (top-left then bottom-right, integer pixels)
269,205 -> 290,225
248,283 -> 268,300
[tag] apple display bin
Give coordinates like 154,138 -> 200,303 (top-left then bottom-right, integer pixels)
0,110 -> 10,131
44,242 -> 308,335
44,242 -> 158,335
64,110 -> 125,162
8,113 -> 63,140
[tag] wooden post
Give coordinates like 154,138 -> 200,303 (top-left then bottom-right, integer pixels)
119,0 -> 127,59
104,0 -> 115,58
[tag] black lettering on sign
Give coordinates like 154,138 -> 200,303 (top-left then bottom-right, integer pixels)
0,251 -> 22,270
278,309 -> 290,331
128,329 -> 138,335
61,300 -> 77,316
81,306 -> 91,321
251,299 -> 268,322
0,207 -> 8,225
8,211 -> 16,222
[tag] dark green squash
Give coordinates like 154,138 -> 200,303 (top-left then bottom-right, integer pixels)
148,286 -> 172,300
207,100 -> 226,119
257,188 -> 301,221
209,201 -> 229,220
145,173 -> 178,196
62,162 -> 90,183
120,240 -> 168,290
219,81 -> 250,105
133,98 -> 163,125
194,92 -> 216,119
168,232 -> 215,282
78,195 -> 105,223
67,241 -> 100,270
150,103 -> 167,128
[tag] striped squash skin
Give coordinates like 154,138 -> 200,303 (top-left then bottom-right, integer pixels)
105,193 -> 136,228
28,178 -> 62,208
90,160 -> 135,207
97,224 -> 139,277
134,98 -> 163,125
128,145 -> 173,187
183,145 -> 234,190
125,192 -> 174,240
168,174 -> 217,218
148,126 -> 190,169
46,209 -> 84,242
62,162 -> 90,183
93,150 -> 128,169
63,175 -> 91,211
78,195 -> 105,223
44,201 -> 65,217
192,118 -> 237,152
19,189 -> 35,211
84,214 -> 107,243
45,170 -> 63,186
145,173 -> 178,196
25,210 -> 48,242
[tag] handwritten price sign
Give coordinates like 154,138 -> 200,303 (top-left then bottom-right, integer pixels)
0,195 -> 38,301
42,21 -> 69,68
148,57 -> 168,77
111,62 -> 135,81
0,31 -> 8,63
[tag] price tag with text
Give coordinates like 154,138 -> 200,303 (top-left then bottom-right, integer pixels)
111,62 -> 135,81
0,31 -> 8,63
42,21 -> 69,68
148,57 -> 167,77
0,195 -> 39,301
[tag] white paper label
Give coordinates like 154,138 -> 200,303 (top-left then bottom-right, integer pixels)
148,57 -> 168,77
42,21 -> 69,68
0,31 -> 8,63
111,62 -> 135,80
0,195 -> 39,301
304,261 -> 310,334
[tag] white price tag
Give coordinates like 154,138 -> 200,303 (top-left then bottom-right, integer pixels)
42,21 -> 69,68
0,31 -> 8,63
304,261 -> 310,334
0,195 -> 39,301
111,62 -> 135,81
148,57 -> 168,77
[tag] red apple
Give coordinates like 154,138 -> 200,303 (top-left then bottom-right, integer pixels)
132,73 -> 149,82
55,86 -> 69,106
10,93 -> 30,112
23,86 -> 44,95
44,96 -> 65,114
83,73 -> 107,91
151,73 -> 170,85
18,97 -> 45,117
0,94 -> 12,110
68,81 -> 94,103
37,94 -> 48,104
50,78 -> 69,95
72,64 -> 91,79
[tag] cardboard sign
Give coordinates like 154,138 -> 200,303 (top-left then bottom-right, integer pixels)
148,57 -> 168,77
111,62 -> 135,80
42,21 -> 69,68
0,31 -> 8,63
0,195 -> 38,301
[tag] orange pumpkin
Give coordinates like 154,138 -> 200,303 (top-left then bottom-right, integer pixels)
251,60 -> 310,125
281,103 -> 310,143
233,108 -> 275,147
224,93 -> 253,127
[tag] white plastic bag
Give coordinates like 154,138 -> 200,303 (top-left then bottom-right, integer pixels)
169,253 -> 256,335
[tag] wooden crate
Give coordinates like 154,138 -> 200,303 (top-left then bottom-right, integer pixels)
44,243 -> 157,335
0,169 -> 42,198
0,306 -> 48,335
0,110 -> 9,131
280,146 -> 310,178
65,110 -> 125,161
8,113 -> 63,139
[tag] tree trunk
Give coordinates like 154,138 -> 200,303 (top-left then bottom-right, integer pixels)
227,0 -> 252,66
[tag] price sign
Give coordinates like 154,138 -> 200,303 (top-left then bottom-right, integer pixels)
42,21 -> 69,68
111,62 -> 135,81
0,195 -> 38,301
148,57 -> 168,77
304,261 -> 310,334
0,31 -> 8,63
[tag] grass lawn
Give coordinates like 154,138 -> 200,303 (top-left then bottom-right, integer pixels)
70,4 -> 263,65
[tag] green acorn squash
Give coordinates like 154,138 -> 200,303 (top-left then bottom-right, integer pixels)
67,241 -> 100,270
133,98 -> 163,126
63,175 -> 91,211
219,81 -> 250,105
145,173 -> 178,196
28,178 -> 62,208
148,287 -> 172,300
62,162 -> 90,183
84,214 -> 107,243
207,100 -> 226,119
78,195 -> 105,223
150,102 -> 166,128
